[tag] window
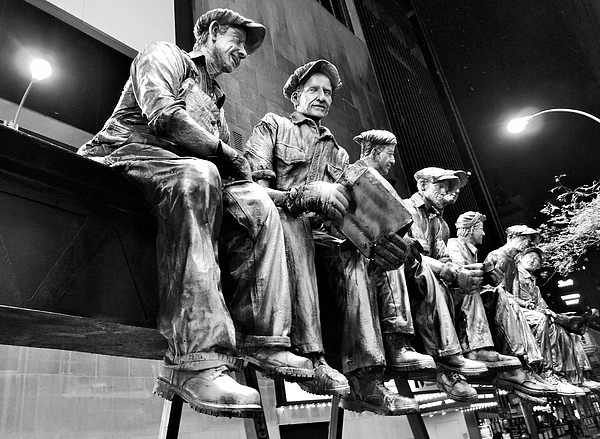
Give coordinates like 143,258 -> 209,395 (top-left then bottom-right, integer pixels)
315,0 -> 354,32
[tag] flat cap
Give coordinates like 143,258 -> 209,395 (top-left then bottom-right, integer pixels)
506,225 -> 541,244
283,59 -> 342,100
414,167 -> 469,193
455,211 -> 486,229
353,129 -> 397,146
194,8 -> 266,54
521,246 -> 544,260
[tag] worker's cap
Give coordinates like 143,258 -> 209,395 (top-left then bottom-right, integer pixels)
506,225 -> 541,244
455,211 -> 486,229
283,59 -> 342,100
194,8 -> 266,54
353,129 -> 397,146
414,167 -> 470,193
521,246 -> 544,260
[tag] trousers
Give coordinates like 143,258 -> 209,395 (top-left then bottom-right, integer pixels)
107,145 -> 291,371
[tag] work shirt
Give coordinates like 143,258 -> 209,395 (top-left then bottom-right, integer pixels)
78,42 -> 228,158
244,111 -> 349,189
514,266 -> 548,311
403,192 -> 450,260
447,237 -> 478,265
483,248 -> 517,295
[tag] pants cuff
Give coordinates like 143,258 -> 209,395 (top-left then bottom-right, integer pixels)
163,351 -> 242,371
236,332 -> 291,350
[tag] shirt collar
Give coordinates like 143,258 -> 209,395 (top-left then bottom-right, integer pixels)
290,112 -> 335,140
410,192 -> 442,217
186,52 -> 226,108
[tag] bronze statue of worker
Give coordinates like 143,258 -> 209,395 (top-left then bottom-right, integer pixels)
78,8 -> 316,417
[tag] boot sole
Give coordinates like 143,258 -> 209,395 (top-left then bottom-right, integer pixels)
477,361 -> 521,373
298,381 -> 351,396
244,356 -> 314,382
387,360 -> 436,373
339,396 -> 419,416
441,391 -> 479,404
153,377 -> 262,418
514,391 -> 547,405
492,377 -> 555,397
436,363 -> 487,377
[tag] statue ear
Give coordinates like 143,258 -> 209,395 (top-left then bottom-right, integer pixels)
290,90 -> 300,107
209,21 -> 220,41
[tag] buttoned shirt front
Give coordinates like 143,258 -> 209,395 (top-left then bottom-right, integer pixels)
403,192 -> 450,260
78,42 -> 228,158
447,237 -> 478,265
514,266 -> 548,311
244,112 -> 349,189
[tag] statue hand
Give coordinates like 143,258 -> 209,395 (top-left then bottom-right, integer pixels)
455,263 -> 484,294
371,232 -> 411,271
220,143 -> 252,180
296,181 -> 350,222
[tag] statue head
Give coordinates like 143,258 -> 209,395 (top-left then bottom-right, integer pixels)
505,225 -> 541,252
193,8 -> 265,75
283,60 -> 342,121
456,211 -> 486,245
414,167 -> 469,210
354,130 -> 397,176
517,247 -> 544,272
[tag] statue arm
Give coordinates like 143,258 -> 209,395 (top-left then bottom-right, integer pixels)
130,42 -> 221,157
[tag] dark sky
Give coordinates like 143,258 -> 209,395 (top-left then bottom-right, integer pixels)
416,0 -> 600,224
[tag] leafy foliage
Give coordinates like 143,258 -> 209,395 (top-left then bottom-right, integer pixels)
539,175 -> 600,277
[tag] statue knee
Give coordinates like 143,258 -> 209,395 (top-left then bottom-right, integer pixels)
174,159 -> 221,206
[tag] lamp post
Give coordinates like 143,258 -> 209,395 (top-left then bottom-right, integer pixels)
507,108 -> 600,133
4,58 -> 52,130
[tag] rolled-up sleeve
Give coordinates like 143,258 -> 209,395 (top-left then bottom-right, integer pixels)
245,113 -> 278,181
130,42 -> 188,135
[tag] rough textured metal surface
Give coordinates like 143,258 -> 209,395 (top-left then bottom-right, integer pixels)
337,165 -> 412,257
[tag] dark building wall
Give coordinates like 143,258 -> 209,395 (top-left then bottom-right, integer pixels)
352,0 -> 503,250
188,0 -> 410,192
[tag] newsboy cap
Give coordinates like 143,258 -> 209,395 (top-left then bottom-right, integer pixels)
193,8 -> 266,54
521,246 -> 544,260
506,225 -> 541,244
353,129 -> 397,146
455,211 -> 486,229
414,167 -> 469,193
283,59 -> 342,100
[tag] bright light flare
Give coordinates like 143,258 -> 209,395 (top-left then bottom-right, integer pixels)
30,59 -> 51,82
507,115 -> 533,133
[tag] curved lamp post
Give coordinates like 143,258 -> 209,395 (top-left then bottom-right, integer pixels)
507,108 -> 600,133
6,58 -> 52,130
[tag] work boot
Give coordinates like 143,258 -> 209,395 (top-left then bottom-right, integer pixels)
154,366 -> 262,418
544,373 -> 586,397
243,347 -> 313,381
464,348 -> 521,372
435,354 -> 488,376
580,373 -> 600,395
298,355 -> 350,396
493,368 -> 556,398
436,371 -> 478,403
340,368 -> 419,415
383,333 -> 436,372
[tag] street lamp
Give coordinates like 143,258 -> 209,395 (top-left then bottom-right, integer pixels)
507,108 -> 600,133
3,58 -> 52,130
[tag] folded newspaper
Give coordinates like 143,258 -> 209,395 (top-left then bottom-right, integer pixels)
335,165 -> 413,258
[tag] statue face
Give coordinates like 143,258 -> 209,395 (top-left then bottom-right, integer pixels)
212,25 -> 248,73
520,251 -> 541,271
374,144 -> 396,176
421,180 -> 453,209
510,235 -> 531,252
294,73 -> 333,120
470,222 -> 485,245
444,189 -> 460,205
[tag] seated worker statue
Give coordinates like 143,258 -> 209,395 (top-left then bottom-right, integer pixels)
482,226 -> 556,402
78,8 -> 316,417
244,60 -> 420,416
402,170 -> 519,403
512,247 -> 600,396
